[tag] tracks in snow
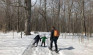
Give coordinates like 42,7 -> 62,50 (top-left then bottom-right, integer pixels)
22,45 -> 64,55
22,37 -> 64,55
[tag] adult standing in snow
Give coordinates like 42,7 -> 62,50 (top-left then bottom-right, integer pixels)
49,26 -> 60,53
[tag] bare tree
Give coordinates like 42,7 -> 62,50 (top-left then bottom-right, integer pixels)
24,0 -> 31,35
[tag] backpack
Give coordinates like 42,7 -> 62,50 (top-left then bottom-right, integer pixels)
54,30 -> 60,37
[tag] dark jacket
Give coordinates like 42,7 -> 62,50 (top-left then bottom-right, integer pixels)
34,35 -> 41,42
50,30 -> 58,41
50,30 -> 54,40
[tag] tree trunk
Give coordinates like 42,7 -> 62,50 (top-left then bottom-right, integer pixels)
44,0 -> 48,31
82,0 -> 86,36
24,0 -> 31,35
17,0 -> 20,32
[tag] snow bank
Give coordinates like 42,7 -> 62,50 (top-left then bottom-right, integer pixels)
0,32 -> 93,55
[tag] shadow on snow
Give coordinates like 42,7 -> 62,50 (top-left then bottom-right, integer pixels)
59,46 -> 75,51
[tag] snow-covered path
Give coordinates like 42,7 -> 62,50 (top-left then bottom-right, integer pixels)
0,32 -> 93,55
23,46 -> 50,55
22,42 -> 64,55
22,37 -> 64,55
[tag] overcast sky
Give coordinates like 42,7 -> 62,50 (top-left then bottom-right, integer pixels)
32,0 -> 39,4
32,0 -> 36,3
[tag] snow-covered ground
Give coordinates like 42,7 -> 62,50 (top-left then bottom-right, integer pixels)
0,32 -> 93,55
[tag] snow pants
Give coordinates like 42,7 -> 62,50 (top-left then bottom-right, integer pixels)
50,37 -> 58,51
41,41 -> 45,46
33,40 -> 39,46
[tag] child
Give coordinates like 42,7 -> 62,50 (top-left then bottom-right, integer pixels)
32,34 -> 41,47
41,35 -> 47,47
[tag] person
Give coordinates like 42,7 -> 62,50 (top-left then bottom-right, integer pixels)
32,34 -> 41,47
41,35 -> 47,47
49,26 -> 60,53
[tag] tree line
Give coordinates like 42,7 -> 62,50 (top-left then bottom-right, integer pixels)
0,0 -> 93,36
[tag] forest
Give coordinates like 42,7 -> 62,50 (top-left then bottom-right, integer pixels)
0,0 -> 93,36
0,0 -> 93,55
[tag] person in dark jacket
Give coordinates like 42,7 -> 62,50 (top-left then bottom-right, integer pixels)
32,35 -> 41,47
49,26 -> 59,53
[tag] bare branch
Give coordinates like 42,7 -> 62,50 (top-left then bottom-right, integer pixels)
31,0 -> 37,7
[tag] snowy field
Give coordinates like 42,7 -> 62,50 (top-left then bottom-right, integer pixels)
0,32 -> 93,55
